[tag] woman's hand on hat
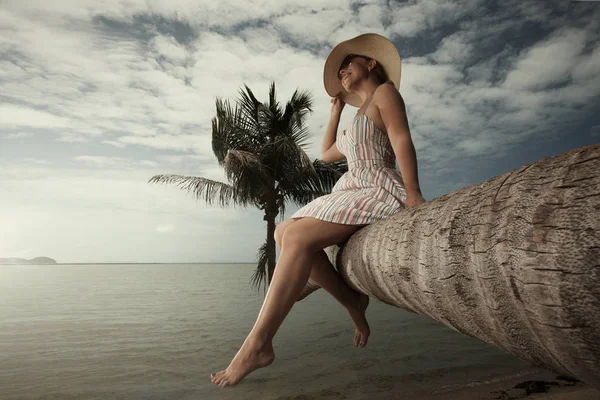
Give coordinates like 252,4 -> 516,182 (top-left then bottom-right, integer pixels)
330,95 -> 345,118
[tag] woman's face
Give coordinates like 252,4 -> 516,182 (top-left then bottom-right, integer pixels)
338,55 -> 369,92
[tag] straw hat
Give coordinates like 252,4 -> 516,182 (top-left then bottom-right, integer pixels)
323,33 -> 402,107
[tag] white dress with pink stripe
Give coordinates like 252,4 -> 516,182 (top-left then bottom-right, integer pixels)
291,102 -> 407,226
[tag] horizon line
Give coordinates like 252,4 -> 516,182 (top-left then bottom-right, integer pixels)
1,262 -> 257,265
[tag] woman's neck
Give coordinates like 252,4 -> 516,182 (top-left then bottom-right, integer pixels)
352,78 -> 380,105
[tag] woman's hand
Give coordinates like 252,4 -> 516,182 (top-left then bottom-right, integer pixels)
405,191 -> 426,208
331,95 -> 345,118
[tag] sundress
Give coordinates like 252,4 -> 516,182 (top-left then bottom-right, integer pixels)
290,95 -> 407,225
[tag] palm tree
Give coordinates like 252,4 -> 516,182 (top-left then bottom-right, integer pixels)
298,143 -> 600,388
149,82 -> 347,292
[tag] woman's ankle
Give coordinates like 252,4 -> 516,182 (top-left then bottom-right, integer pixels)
344,291 -> 362,311
247,331 -> 272,348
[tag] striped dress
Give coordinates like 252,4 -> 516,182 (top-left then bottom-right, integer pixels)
290,97 -> 407,225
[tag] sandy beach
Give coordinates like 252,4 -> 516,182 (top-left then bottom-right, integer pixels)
418,369 -> 600,400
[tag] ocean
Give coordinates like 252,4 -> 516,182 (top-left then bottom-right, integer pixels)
0,263 -> 539,399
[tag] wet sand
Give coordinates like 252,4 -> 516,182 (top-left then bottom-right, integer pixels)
259,368 -> 599,400
417,369 -> 600,400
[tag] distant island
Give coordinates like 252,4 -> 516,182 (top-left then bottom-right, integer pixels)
0,257 -> 57,265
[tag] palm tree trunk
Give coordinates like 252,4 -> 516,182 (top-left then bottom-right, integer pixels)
266,211 -> 277,283
299,143 -> 600,388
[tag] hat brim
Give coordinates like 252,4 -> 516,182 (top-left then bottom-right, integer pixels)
323,33 -> 402,108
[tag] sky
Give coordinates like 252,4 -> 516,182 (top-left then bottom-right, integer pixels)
1,0 -> 599,263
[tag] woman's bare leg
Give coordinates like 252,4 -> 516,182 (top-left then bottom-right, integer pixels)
276,219 -> 370,347
210,218 -> 360,387
309,249 -> 370,347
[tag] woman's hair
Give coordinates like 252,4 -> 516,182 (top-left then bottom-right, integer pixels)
363,56 -> 391,85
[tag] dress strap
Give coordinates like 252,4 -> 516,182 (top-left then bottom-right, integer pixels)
361,93 -> 375,116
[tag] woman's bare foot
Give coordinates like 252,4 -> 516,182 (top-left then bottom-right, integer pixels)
348,293 -> 370,347
210,337 -> 275,387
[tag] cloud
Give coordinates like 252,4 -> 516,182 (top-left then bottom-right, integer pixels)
75,156 -> 129,167
155,224 -> 175,233
0,105 -> 72,129
387,0 -> 474,38
73,155 -> 207,172
22,158 -> 50,165
430,32 -> 473,64
102,140 -> 127,148
1,0 -> 599,262
2,1 -> 598,169
140,160 -> 158,167
503,28 -> 588,91
117,134 -> 213,152
150,35 -> 189,63
4,132 -> 34,139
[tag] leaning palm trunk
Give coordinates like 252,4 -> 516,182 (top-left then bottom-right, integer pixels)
299,143 -> 600,388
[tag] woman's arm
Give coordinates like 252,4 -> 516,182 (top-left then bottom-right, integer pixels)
375,84 -> 425,206
322,141 -> 345,163
321,96 -> 346,163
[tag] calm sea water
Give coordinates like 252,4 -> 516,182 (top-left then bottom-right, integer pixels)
0,264 -> 537,399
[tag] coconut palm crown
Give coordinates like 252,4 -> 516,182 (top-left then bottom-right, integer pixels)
149,82 -> 347,291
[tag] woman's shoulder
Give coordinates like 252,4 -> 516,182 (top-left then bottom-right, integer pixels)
373,82 -> 405,109
374,81 -> 402,99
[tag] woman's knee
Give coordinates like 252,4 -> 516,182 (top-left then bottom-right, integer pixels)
274,219 -> 296,248
280,220 -> 313,250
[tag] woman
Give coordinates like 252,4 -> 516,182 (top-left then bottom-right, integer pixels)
210,33 -> 426,387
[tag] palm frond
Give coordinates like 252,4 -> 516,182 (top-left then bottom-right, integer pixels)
268,82 -> 282,121
281,139 -> 316,179
224,150 -> 269,182
212,99 -> 259,164
148,174 -> 245,207
282,159 -> 347,206
283,88 -> 313,132
312,159 -> 348,192
286,120 -> 313,149
237,85 -> 267,139
223,150 -> 273,202
271,136 -> 319,192
278,90 -> 313,149
284,180 -> 325,205
250,240 -> 268,294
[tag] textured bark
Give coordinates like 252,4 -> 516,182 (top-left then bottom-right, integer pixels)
266,211 -> 277,284
299,143 -> 600,388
